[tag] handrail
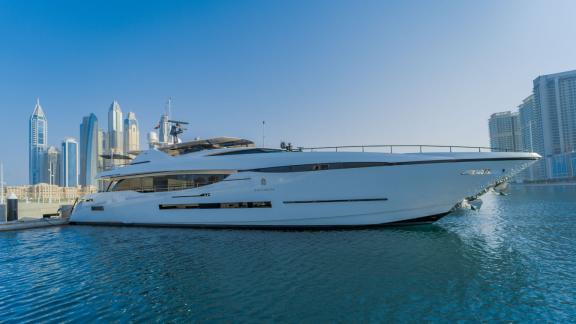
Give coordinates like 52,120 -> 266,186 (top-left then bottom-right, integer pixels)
297,144 -> 528,153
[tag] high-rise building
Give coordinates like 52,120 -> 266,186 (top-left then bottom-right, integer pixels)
45,146 -> 61,186
148,131 -> 159,149
518,95 -> 535,152
80,113 -> 99,187
518,95 -> 546,181
533,70 -> 576,155
108,101 -> 124,155
533,70 -> 576,179
29,99 -> 49,185
97,129 -> 107,172
158,113 -> 173,145
123,112 -> 140,154
488,111 -> 522,152
61,137 -> 79,187
157,98 -> 174,146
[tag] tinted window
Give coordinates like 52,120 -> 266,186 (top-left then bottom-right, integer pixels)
210,148 -> 282,156
110,174 -> 229,193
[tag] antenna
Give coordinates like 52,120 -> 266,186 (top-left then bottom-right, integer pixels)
166,97 -> 172,118
262,120 -> 266,147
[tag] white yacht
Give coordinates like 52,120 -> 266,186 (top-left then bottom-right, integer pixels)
69,137 -> 540,228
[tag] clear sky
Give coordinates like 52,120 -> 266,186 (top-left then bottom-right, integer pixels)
1,0 -> 575,184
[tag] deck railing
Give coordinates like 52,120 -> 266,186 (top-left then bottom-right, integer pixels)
298,144 -> 526,153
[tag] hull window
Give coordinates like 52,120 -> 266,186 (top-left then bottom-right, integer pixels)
110,174 -> 229,193
159,201 -> 272,209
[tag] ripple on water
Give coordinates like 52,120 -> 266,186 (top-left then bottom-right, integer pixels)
1,185 -> 576,322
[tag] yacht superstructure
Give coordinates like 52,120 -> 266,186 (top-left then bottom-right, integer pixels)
70,137 -> 540,228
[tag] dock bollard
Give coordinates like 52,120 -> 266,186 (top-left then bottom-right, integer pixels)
7,193 -> 18,222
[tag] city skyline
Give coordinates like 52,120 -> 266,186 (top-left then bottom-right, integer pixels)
2,1 -> 576,184
488,69 -> 576,182
26,100 -> 143,187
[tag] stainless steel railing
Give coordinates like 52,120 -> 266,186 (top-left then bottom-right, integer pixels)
298,144 -> 526,153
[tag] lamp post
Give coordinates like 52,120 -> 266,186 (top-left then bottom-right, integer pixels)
48,160 -> 55,204
0,162 -> 4,205
48,164 -> 51,204
262,120 -> 266,147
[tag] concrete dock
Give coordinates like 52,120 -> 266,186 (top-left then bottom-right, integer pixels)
0,202 -> 73,232
0,217 -> 69,232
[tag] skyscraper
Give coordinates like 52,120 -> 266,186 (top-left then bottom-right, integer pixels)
488,111 -> 522,152
533,70 -> 576,179
158,113 -> 173,145
61,137 -> 79,187
157,98 -> 173,146
518,95 -> 535,152
29,98 -> 48,185
80,113 -> 98,187
147,131 -> 159,149
123,112 -> 140,154
518,95 -> 545,181
108,100 -> 123,155
45,146 -> 61,186
97,129 -> 107,172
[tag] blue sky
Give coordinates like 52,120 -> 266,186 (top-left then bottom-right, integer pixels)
1,0 -> 575,184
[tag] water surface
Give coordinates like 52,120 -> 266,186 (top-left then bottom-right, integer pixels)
1,185 -> 575,322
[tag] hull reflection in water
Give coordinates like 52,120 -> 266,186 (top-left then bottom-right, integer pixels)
3,186 -> 576,322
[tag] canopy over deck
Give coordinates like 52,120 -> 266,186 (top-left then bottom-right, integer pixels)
160,137 -> 255,156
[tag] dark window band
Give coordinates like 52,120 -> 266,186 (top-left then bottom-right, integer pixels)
172,193 -> 211,198
110,174 -> 230,193
209,148 -> 282,156
129,161 -> 151,165
160,201 -> 272,210
244,162 -> 389,173
242,157 -> 539,173
284,198 -> 388,204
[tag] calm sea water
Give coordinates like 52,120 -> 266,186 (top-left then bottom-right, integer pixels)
1,185 -> 575,323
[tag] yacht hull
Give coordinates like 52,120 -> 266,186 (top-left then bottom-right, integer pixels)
70,154 -> 538,228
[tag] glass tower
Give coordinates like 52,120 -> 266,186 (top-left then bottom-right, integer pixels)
45,146 -> 61,186
80,113 -> 98,187
61,137 -> 79,187
123,112 -> 140,154
108,101 -> 124,156
29,98 -> 48,185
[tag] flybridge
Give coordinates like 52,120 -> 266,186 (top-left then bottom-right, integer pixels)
159,137 -> 255,156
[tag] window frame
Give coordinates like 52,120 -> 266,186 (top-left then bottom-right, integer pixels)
107,173 -> 231,193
